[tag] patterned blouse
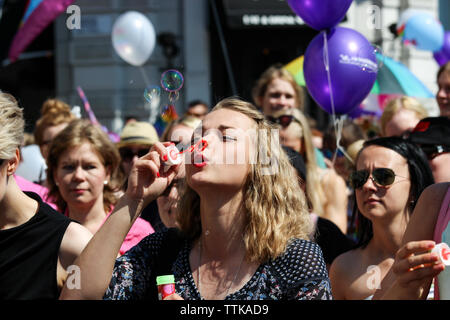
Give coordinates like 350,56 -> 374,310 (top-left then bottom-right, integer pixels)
104,230 -> 332,300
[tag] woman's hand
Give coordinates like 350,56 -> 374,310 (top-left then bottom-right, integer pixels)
125,142 -> 181,206
163,293 -> 184,300
385,240 -> 445,299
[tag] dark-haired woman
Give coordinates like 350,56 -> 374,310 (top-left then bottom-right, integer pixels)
329,137 -> 434,300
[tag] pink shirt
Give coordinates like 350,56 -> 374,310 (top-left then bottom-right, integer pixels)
433,185 -> 450,300
101,208 -> 155,255
14,174 -> 58,210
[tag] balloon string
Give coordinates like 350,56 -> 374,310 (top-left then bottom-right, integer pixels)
322,31 -> 336,121
139,66 -> 150,87
322,31 -> 353,165
333,116 -> 354,165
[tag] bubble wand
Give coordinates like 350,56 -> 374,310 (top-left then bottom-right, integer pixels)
162,139 -> 208,172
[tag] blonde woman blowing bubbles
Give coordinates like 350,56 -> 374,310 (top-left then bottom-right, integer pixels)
60,97 -> 331,300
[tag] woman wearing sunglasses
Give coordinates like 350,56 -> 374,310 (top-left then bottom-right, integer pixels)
329,137 -> 434,300
46,119 -> 154,256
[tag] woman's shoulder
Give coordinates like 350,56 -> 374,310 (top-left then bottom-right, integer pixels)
329,247 -> 363,279
271,238 -> 328,278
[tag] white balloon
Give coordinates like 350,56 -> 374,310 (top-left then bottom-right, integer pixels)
112,11 -> 156,66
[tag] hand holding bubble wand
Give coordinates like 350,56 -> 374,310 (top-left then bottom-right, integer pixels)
161,138 -> 208,172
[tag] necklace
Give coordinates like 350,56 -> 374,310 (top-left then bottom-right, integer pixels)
197,237 -> 245,299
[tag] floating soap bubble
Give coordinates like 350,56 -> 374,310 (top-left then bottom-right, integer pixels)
143,85 -> 161,103
160,69 -> 184,92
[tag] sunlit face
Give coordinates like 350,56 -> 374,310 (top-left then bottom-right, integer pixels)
384,109 -> 422,137
54,142 -> 109,211
260,78 -> 297,116
355,145 -> 411,221
437,72 -> 450,117
185,108 -> 255,194
41,123 -> 69,159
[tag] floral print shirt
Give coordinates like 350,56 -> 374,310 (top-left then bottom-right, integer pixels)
104,230 -> 332,300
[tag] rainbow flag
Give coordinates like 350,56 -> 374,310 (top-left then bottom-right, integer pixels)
284,55 -> 305,86
8,0 -> 75,62
153,104 -> 179,136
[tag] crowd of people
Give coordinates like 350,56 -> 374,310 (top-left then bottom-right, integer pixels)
0,61 -> 449,300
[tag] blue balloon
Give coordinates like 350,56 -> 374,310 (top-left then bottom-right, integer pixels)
304,27 -> 378,115
403,12 -> 444,52
433,31 -> 450,66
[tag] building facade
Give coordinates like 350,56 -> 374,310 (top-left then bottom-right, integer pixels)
54,0 -> 445,133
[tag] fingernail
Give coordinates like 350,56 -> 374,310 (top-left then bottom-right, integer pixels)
163,154 -> 168,161
156,172 -> 160,178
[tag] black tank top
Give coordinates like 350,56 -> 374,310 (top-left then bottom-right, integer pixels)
0,192 -> 71,299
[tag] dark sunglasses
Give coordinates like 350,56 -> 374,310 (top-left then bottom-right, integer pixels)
420,144 -> 449,160
119,148 -> 149,162
349,168 -> 405,189
267,115 -> 296,128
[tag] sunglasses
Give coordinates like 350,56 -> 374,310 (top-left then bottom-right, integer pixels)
119,148 -> 149,162
349,168 -> 406,189
267,115 -> 296,128
420,144 -> 449,160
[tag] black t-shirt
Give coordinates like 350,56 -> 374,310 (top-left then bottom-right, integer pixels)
313,217 -> 356,265
0,192 -> 71,299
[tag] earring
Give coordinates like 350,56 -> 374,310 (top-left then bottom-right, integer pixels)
104,180 -> 108,185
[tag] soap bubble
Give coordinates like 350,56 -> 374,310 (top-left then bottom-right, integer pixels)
160,69 -> 184,92
143,85 -> 161,103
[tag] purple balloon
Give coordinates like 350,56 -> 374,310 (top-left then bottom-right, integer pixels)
287,0 -> 353,30
433,31 -> 450,66
304,27 -> 378,115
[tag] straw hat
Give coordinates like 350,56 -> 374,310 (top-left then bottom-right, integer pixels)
116,121 -> 159,148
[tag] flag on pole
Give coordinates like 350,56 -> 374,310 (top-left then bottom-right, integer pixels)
8,0 -> 75,62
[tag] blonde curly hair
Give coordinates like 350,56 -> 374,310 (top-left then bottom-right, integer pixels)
34,98 -> 75,146
177,97 -> 312,263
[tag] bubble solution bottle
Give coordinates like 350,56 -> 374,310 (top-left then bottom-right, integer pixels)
156,275 -> 176,300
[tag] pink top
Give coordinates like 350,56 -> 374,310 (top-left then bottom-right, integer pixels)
14,174 -> 58,210
433,185 -> 450,300
100,208 -> 154,256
